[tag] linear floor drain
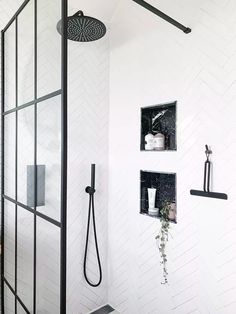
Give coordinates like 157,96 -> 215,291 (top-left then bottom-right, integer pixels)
90,304 -> 115,314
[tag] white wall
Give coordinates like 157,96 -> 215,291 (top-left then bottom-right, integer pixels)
108,0 -> 236,313
67,37 -> 110,313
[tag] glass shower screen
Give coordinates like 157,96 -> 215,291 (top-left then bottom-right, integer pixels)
1,0 -> 68,313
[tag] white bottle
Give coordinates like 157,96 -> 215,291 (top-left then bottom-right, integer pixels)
145,133 -> 154,150
153,132 -> 165,151
148,188 -> 158,214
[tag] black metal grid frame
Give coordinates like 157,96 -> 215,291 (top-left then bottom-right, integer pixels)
1,0 -> 68,313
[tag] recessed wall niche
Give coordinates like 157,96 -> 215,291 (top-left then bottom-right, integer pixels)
141,101 -> 176,151
140,170 -> 177,223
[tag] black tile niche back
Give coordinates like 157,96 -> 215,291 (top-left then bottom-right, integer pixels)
140,170 -> 177,223
141,101 -> 177,151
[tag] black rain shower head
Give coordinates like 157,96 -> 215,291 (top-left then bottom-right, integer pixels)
57,10 -> 106,42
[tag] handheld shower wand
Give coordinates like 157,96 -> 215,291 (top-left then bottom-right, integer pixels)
84,164 -> 102,287
85,164 -> 96,195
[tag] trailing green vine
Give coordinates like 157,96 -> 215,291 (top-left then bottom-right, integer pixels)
155,202 -> 171,284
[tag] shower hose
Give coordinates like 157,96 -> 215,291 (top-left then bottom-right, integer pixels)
83,191 -> 102,287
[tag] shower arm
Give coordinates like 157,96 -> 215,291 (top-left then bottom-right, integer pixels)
132,0 -> 191,34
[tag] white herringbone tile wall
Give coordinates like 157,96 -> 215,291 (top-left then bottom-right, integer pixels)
67,37 -> 109,313
109,0 -> 236,313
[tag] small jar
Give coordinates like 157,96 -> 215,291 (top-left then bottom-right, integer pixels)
153,132 -> 165,151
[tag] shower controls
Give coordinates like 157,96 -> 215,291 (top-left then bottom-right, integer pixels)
85,186 -> 96,195
84,164 -> 102,287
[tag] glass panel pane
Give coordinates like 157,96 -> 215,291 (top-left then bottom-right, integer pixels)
36,218 -> 60,313
37,96 -> 61,221
37,0 -> 61,97
4,283 -> 15,313
17,302 -> 28,313
17,207 -> 34,312
18,0 -> 34,105
4,23 -> 16,111
4,113 -> 16,199
4,200 -> 15,288
18,107 -> 34,206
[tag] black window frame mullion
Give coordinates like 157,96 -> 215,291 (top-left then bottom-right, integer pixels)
1,29 -> 5,314
15,16 -> 19,314
33,0 -> 37,312
60,0 -> 68,313
2,89 -> 62,116
2,195 -> 61,228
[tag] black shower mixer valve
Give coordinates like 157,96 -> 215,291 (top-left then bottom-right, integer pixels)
85,186 -> 96,195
